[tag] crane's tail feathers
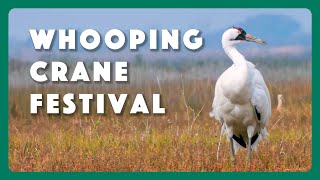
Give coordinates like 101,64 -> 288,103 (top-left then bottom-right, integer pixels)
251,135 -> 262,151
233,140 -> 242,154
229,137 -> 259,154
225,135 -> 242,154
227,128 -> 268,154
251,129 -> 268,152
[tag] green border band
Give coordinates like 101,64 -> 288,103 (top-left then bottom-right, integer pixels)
1,0 -> 317,179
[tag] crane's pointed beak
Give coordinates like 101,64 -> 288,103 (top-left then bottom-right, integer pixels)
245,34 -> 267,45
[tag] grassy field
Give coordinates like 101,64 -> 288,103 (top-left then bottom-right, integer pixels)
8,59 -> 312,172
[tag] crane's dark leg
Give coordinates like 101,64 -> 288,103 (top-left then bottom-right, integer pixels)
230,137 -> 235,161
247,126 -> 254,162
247,137 -> 251,161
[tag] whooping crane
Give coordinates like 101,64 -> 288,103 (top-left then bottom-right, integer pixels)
276,94 -> 285,112
210,27 -> 271,160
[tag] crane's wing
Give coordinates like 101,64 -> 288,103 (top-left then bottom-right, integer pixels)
210,77 -> 225,124
210,65 -> 237,125
250,68 -> 271,129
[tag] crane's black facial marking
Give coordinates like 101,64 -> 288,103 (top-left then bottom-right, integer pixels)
232,134 -> 246,148
232,27 -> 247,41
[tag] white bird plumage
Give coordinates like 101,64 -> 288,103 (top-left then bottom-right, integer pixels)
210,27 -> 271,160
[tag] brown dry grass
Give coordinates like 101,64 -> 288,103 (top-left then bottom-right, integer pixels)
8,61 -> 312,172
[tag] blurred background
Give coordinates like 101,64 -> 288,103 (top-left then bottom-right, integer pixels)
9,9 -> 311,60
9,8 -> 311,86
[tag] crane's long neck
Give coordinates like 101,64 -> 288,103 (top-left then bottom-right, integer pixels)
221,43 -> 251,101
223,44 -> 247,66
